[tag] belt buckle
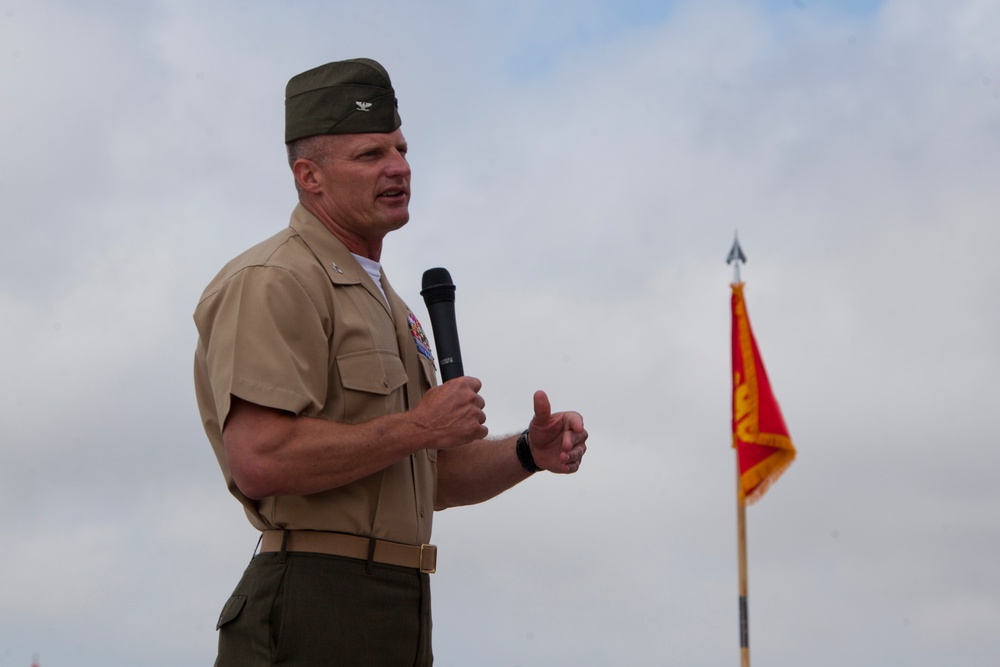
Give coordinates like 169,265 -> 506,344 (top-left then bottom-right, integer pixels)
419,544 -> 437,574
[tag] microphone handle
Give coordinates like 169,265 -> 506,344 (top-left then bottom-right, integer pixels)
426,300 -> 464,381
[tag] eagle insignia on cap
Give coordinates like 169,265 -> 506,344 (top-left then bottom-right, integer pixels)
355,101 -> 372,112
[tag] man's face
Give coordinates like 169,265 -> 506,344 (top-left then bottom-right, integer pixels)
310,128 -> 411,243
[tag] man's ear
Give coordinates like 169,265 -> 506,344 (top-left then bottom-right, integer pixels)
292,158 -> 323,195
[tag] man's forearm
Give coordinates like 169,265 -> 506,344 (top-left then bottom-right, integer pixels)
434,435 -> 533,510
224,377 -> 489,500
223,397 -> 435,500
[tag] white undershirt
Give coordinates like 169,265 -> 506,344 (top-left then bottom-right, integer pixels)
352,253 -> 390,312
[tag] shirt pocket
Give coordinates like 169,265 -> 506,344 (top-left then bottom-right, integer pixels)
335,349 -> 408,422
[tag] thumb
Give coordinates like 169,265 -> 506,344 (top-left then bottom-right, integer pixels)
532,390 -> 551,423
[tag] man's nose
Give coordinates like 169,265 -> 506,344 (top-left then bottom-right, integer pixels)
386,150 -> 410,178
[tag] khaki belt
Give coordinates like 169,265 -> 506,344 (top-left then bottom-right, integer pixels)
259,530 -> 437,574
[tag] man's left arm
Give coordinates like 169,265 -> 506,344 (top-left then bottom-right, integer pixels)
435,389 -> 588,510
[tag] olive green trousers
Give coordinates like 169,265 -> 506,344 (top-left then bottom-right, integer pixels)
214,550 -> 433,666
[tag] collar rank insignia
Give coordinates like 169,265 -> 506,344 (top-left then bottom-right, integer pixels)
408,311 -> 435,366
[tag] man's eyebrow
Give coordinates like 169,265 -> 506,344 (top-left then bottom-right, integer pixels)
350,140 -> 407,156
351,140 -> 394,154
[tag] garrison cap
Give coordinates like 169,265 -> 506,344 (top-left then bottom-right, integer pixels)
284,58 -> 401,143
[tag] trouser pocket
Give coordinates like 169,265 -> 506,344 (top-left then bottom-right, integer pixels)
216,594 -> 247,630
215,554 -> 287,667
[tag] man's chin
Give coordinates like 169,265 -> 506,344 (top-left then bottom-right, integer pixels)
386,211 -> 410,230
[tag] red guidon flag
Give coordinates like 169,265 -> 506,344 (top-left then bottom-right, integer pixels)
731,282 -> 795,504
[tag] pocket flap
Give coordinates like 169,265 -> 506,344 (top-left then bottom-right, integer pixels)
337,350 -> 407,395
216,594 -> 247,630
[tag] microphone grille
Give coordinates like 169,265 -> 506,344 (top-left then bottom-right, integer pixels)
421,267 -> 456,304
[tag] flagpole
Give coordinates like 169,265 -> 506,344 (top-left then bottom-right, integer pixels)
737,464 -> 750,667
727,233 -> 750,667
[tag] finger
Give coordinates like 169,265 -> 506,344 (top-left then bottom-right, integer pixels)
565,411 -> 585,433
563,444 -> 583,462
562,441 -> 586,463
562,426 -> 585,450
452,376 -> 482,392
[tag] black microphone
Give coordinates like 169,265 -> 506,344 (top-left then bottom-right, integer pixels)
420,267 -> 464,381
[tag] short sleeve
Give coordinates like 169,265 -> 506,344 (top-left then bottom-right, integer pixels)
199,265 -> 330,424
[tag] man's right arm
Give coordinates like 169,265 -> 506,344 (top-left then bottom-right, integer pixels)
222,376 -> 488,499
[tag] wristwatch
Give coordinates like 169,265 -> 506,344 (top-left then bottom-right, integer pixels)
515,429 -> 541,473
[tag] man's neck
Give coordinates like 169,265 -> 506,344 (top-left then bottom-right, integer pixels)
299,199 -> 384,261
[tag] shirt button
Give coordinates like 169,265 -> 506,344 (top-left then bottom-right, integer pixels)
383,378 -> 390,388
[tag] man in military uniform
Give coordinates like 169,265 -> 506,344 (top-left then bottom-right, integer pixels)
193,58 -> 589,666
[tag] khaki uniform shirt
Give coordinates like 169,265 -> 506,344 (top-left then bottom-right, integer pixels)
193,204 -> 438,545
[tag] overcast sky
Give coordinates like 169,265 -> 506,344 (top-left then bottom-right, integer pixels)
2,0 -> 999,665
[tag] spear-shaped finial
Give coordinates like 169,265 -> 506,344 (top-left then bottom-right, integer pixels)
726,232 -> 747,284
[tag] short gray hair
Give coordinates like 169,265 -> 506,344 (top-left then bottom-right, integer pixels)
286,135 -> 332,198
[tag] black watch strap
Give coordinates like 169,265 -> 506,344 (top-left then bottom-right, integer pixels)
515,429 -> 542,473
